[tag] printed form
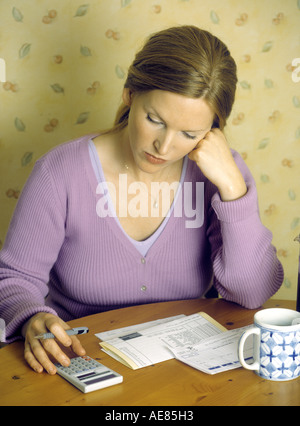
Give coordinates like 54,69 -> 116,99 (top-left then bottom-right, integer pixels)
169,326 -> 253,374
96,313 -> 253,373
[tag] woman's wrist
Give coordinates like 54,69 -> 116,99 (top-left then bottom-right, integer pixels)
218,174 -> 247,202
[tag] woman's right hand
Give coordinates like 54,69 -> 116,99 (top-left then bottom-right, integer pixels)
22,312 -> 86,375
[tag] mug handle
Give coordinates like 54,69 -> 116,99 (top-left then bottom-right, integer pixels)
238,327 -> 260,371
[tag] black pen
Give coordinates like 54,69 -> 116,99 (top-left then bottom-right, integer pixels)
35,326 -> 89,340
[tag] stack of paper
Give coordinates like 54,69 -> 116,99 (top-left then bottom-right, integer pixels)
95,313 -> 253,374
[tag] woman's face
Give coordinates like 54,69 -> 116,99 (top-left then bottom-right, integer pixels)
123,89 -> 215,174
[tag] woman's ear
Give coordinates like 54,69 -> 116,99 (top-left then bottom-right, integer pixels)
122,88 -> 134,106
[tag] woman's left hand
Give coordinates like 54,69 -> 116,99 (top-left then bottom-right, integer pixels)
188,128 -> 247,201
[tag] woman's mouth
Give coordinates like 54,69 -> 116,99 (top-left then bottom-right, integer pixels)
144,152 -> 167,165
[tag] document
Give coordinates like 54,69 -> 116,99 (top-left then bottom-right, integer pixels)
170,325 -> 253,375
96,312 -> 227,370
95,314 -> 185,341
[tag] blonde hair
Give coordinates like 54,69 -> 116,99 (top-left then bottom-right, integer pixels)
110,25 -> 237,133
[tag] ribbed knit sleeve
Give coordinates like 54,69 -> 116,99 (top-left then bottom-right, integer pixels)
0,158 -> 65,342
207,151 -> 284,308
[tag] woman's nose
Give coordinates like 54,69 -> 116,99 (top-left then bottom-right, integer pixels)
154,131 -> 174,156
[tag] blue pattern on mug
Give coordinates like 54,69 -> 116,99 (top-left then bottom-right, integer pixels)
259,330 -> 300,380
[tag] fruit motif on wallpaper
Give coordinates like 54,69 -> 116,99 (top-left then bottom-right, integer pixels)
268,110 -> 280,123
86,81 -> 100,95
277,249 -> 288,258
264,204 -> 276,216
2,81 -> 18,92
232,113 -> 245,126
6,188 -> 20,200
242,54 -> 251,63
272,12 -> 284,25
282,159 -> 293,168
44,118 -> 59,133
152,5 -> 161,13
54,55 -> 63,64
105,29 -> 121,41
42,10 -> 57,24
5,151 -> 34,200
235,13 -> 248,26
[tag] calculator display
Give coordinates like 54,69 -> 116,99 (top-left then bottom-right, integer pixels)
55,356 -> 123,393
77,371 -> 117,384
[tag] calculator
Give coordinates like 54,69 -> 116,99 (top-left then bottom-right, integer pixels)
54,356 -> 123,393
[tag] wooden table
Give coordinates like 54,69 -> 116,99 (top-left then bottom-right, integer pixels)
0,298 -> 299,407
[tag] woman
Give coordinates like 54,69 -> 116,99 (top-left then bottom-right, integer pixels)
0,26 -> 283,374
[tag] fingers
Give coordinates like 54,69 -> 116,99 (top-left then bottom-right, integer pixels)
24,339 -> 44,374
43,317 -> 86,357
44,317 -> 73,347
69,334 -> 86,357
189,128 -> 247,201
24,327 -> 72,375
24,336 -> 68,375
23,312 -> 86,375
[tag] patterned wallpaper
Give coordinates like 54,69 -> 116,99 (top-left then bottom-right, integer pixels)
0,0 -> 299,300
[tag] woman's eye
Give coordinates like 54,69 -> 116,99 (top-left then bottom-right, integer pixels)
183,132 -> 197,140
146,114 -> 198,140
146,114 -> 162,125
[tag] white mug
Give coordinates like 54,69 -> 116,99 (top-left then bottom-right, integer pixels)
238,308 -> 300,381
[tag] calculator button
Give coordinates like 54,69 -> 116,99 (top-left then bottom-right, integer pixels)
82,356 -> 92,361
55,356 -> 123,393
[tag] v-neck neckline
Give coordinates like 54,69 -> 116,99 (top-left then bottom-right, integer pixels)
82,135 -> 190,259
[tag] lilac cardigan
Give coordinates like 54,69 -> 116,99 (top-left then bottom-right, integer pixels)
0,135 -> 283,342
